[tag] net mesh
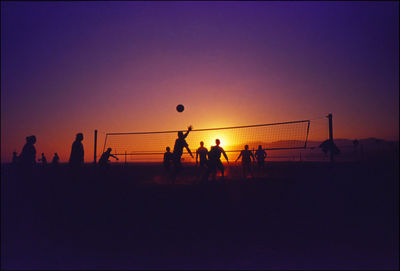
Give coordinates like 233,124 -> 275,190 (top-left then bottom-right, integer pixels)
103,120 -> 310,162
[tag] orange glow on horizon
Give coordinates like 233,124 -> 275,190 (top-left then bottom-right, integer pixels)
202,132 -> 233,151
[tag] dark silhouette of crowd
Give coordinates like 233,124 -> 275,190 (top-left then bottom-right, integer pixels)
12,128 -> 273,183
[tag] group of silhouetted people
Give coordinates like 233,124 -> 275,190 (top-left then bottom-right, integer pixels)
163,126 -> 268,182
12,132 -> 118,171
13,128 -> 268,181
12,135 -> 60,169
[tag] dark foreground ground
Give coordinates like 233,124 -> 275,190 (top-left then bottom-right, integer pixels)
1,158 -> 399,270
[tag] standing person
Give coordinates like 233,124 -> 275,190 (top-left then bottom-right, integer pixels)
163,146 -> 173,171
18,135 -> 37,168
207,139 -> 229,181
172,126 -> 194,173
12,151 -> 18,165
38,153 -> 47,167
255,145 -> 267,168
52,153 -> 60,166
98,148 -> 119,169
196,141 -> 208,167
235,145 -> 255,179
69,133 -> 84,169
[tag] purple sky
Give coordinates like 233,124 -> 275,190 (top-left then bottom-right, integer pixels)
1,1 -> 399,162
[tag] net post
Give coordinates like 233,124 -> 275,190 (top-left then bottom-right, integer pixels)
102,134 -> 108,154
304,120 -> 310,148
328,113 -> 334,163
94,129 -> 98,164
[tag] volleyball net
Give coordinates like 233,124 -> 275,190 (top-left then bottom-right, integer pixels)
102,119 -> 311,162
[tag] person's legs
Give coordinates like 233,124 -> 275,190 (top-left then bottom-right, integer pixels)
248,163 -> 254,179
217,160 -> 225,179
171,157 -> 181,184
208,160 -> 217,181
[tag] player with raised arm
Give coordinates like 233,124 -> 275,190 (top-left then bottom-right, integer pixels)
207,139 -> 229,181
172,126 -> 194,180
236,145 -> 255,179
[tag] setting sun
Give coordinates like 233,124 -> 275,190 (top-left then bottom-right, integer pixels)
200,132 -> 233,150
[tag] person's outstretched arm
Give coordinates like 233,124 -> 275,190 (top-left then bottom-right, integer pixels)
235,152 -> 242,162
186,146 -> 194,158
222,149 -> 229,164
183,125 -> 193,139
250,151 -> 255,162
110,154 -> 119,160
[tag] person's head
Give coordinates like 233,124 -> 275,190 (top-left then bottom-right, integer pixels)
55,152 -> 58,156
76,133 -> 83,142
215,139 -> 220,146
42,153 -> 45,156
13,151 -> 17,156
166,146 -> 170,152
200,141 -> 204,147
27,135 -> 36,144
258,145 -> 262,150
106,148 -> 112,153
245,145 -> 249,150
178,131 -> 184,139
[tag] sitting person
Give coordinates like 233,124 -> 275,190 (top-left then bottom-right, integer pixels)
98,148 -> 119,168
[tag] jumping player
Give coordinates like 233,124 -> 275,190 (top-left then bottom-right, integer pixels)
172,126 -> 194,178
235,145 -> 255,179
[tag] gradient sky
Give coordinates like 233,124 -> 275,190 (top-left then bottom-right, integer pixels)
1,1 -> 399,162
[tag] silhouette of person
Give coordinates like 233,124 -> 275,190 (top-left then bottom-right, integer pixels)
12,151 -> 18,165
18,135 -> 37,168
172,126 -> 194,178
98,148 -> 119,169
69,133 -> 84,169
255,145 -> 267,168
207,139 -> 229,181
163,146 -> 173,171
38,153 -> 47,167
52,153 -> 60,166
196,141 -> 208,167
236,145 -> 255,179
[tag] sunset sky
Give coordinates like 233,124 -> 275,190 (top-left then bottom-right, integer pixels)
1,1 -> 399,162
